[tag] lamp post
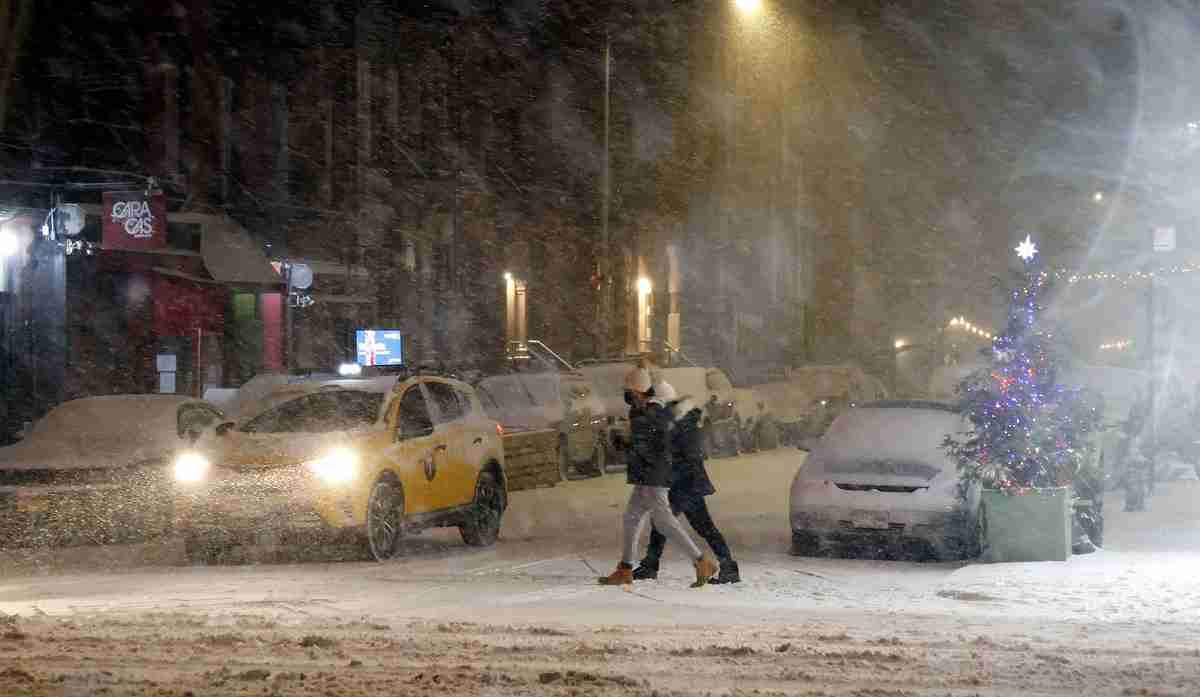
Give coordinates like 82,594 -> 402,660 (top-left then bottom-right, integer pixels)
504,272 -> 527,357
637,276 -> 652,353
0,220 -> 18,443
721,0 -> 763,369
599,35 -> 612,356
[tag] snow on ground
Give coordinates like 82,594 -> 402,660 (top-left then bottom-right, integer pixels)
1,449 -> 1199,695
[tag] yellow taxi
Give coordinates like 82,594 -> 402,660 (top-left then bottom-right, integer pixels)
171,373 -> 507,561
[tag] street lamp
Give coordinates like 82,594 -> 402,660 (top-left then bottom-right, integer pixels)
735,0 -> 761,13
505,273 -> 527,355
0,225 -> 20,258
636,278 -> 653,352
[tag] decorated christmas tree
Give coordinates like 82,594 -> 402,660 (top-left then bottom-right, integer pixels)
946,236 -> 1103,494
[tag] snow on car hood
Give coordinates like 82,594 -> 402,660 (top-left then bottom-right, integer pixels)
212,427 -> 381,469
0,395 -> 201,471
802,406 -> 965,485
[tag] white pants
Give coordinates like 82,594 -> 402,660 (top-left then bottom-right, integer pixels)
622,485 -> 702,564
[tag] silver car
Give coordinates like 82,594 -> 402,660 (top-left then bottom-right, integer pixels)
789,401 -> 980,561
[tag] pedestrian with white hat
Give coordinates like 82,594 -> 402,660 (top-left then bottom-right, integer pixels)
598,367 -> 718,588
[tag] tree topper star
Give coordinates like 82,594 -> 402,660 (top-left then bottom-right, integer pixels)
1015,235 -> 1038,262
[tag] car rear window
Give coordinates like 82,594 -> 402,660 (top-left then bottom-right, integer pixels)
425,382 -> 465,423
241,391 -> 383,433
478,377 -> 535,410
521,374 -> 561,407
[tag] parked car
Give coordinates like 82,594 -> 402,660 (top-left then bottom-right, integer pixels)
172,374 -> 507,562
656,367 -> 743,457
761,364 -> 890,447
796,395 -> 851,445
476,371 -> 609,480
789,400 -> 980,561
576,362 -> 637,463
0,395 -> 226,548
740,397 -> 781,452
579,362 -> 751,459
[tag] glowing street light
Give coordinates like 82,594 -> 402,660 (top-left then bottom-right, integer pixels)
734,0 -> 761,13
0,226 -> 19,258
503,271 -> 513,282
1092,191 -> 1105,203
637,277 -> 652,295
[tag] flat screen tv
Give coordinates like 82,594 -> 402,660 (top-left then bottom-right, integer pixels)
356,329 -> 404,366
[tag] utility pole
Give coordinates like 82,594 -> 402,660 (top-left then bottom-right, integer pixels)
599,33 -> 612,357
284,261 -> 294,374
1146,263 -> 1156,502
1144,225 -> 1176,504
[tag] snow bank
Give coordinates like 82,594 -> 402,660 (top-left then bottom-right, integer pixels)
0,395 -> 200,471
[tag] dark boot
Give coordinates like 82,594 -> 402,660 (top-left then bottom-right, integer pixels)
632,559 -> 659,581
709,559 -> 741,584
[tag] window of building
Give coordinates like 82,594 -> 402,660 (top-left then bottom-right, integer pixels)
167,222 -> 202,252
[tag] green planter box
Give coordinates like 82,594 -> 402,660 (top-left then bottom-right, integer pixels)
980,487 -> 1072,562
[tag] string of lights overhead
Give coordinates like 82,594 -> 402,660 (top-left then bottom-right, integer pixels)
1040,264 -> 1200,287
947,316 -> 994,341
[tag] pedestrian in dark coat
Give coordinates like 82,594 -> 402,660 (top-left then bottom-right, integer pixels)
598,368 -> 718,588
624,390 -> 675,489
634,385 -> 741,584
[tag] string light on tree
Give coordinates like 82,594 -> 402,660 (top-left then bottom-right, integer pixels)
945,233 -> 1102,499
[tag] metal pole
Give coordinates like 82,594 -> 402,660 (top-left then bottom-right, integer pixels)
285,261 -> 294,374
1147,267 -> 1157,497
600,34 -> 612,356
195,326 -> 202,398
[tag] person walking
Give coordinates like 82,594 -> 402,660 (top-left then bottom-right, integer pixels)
599,368 -> 718,588
633,382 -> 740,584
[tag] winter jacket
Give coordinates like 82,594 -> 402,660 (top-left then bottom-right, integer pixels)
625,402 -> 674,487
667,398 -> 717,501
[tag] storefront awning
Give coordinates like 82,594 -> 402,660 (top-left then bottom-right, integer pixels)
201,217 -> 282,285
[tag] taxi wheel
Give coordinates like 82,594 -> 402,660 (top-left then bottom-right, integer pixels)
365,477 -> 405,561
461,470 -> 506,547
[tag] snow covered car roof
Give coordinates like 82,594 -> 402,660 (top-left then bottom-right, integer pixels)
801,402 -> 966,484
0,395 -> 220,471
230,375 -> 396,421
476,372 -> 603,431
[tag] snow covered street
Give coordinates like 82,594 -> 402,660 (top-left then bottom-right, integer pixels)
2,450 -> 1199,696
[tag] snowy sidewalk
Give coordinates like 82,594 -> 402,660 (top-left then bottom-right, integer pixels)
935,549 -> 1200,624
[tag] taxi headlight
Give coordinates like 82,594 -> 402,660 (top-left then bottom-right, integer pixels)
308,448 -> 358,485
174,452 -> 211,483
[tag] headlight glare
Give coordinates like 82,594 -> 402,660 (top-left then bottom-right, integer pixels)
174,452 -> 211,483
309,448 -> 358,484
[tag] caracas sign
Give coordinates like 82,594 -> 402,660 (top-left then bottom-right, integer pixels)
103,191 -> 166,251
